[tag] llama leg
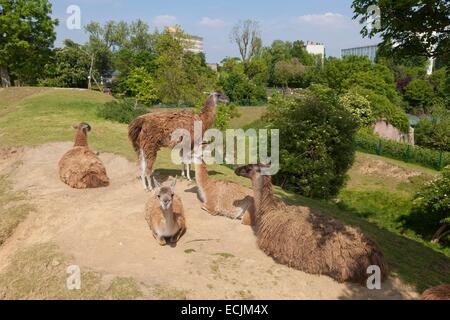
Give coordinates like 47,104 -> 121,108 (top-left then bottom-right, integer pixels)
186,163 -> 192,181
139,149 -> 149,190
181,164 -> 186,178
145,149 -> 157,191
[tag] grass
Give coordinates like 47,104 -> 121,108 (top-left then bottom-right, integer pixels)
0,87 -> 449,294
0,175 -> 34,246
0,243 -> 144,300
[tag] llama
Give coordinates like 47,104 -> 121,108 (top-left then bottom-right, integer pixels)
145,176 -> 186,246
194,157 -> 255,226
58,123 -> 109,189
128,92 -> 229,190
419,284 -> 450,300
234,164 -> 389,284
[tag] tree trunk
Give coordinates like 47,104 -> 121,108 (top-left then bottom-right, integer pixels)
431,224 -> 449,244
0,65 -> 11,87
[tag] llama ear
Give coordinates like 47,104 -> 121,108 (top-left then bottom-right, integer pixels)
152,177 -> 161,189
170,176 -> 177,192
72,124 -> 79,130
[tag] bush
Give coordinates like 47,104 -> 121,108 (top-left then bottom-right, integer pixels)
414,110 -> 450,152
264,92 -> 357,199
97,99 -> 148,124
403,166 -> 450,245
124,67 -> 158,106
339,91 -> 374,127
214,102 -> 241,130
355,128 -> 450,170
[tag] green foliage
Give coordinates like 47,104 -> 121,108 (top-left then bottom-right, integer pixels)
123,67 -> 157,106
404,79 -> 435,114
97,98 -> 148,124
38,42 -> 90,88
154,27 -> 214,106
214,102 -> 241,131
339,91 -> 374,127
0,0 -> 58,84
415,110 -> 450,152
349,87 -> 409,132
355,128 -> 450,170
405,167 -> 450,244
264,91 -> 357,199
218,58 -> 267,105
353,0 -> 450,61
273,58 -> 306,88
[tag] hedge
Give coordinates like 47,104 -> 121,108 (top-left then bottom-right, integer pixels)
355,130 -> 450,170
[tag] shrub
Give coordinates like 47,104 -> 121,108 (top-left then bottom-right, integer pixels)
415,112 -> 450,152
214,102 -> 241,130
124,67 -> 158,106
264,92 -> 357,199
339,91 -> 374,127
403,166 -> 450,245
97,99 -> 148,124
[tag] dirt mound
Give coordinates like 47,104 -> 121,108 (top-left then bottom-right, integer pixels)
0,143 -> 418,299
355,156 -> 422,181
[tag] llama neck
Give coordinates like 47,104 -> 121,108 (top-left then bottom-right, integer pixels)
74,129 -> 88,147
194,161 -> 211,190
252,175 -> 276,217
199,96 -> 217,130
161,208 -> 175,225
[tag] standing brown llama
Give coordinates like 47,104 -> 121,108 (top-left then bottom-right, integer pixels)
58,123 -> 109,189
419,284 -> 450,300
194,158 -> 255,226
234,164 -> 389,284
128,92 -> 229,190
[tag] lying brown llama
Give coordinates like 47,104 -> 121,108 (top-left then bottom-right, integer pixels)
145,176 -> 186,246
419,284 -> 450,300
234,164 -> 389,284
59,123 -> 109,189
194,158 -> 255,226
128,92 -> 229,190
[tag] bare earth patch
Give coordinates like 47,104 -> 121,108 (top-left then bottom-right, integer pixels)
354,156 -> 423,181
0,143 -> 419,300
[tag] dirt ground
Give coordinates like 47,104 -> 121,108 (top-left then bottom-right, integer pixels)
0,143 -> 419,300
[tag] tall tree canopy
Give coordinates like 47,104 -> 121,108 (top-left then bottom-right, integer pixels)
0,0 -> 58,86
230,20 -> 262,61
352,0 -> 450,60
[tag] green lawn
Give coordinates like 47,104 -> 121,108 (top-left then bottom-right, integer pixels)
0,87 -> 449,293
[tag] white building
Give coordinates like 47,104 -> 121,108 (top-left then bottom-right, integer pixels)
305,41 -> 325,63
168,26 -> 204,54
341,45 -> 378,62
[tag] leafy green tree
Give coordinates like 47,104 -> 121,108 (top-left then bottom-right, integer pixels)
404,79 -> 435,114
0,0 -> 58,86
353,0 -> 450,61
38,40 -> 91,88
124,67 -> 157,106
273,58 -> 306,89
263,91 -> 357,199
154,27 -> 214,106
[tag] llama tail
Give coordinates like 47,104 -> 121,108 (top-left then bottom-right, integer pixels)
128,116 -> 146,155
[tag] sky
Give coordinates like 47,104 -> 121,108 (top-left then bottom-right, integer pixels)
50,0 -> 381,63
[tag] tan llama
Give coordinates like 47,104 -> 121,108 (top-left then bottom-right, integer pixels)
235,164 -> 389,284
419,284 -> 450,300
194,158 -> 255,226
58,123 -> 109,189
145,177 -> 186,246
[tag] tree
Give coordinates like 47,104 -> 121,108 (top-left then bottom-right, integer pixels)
230,20 -> 262,61
38,40 -> 91,88
415,109 -> 450,151
352,0 -> 450,60
124,67 -> 157,106
0,0 -> 58,86
404,79 -> 435,114
273,58 -> 306,88
264,91 -> 358,199
339,91 -> 374,127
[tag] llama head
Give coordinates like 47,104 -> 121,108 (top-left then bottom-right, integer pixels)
211,92 -> 230,105
73,122 -> 91,134
235,164 -> 270,180
152,176 -> 177,210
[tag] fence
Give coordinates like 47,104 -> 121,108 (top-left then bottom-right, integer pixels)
355,132 -> 450,171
